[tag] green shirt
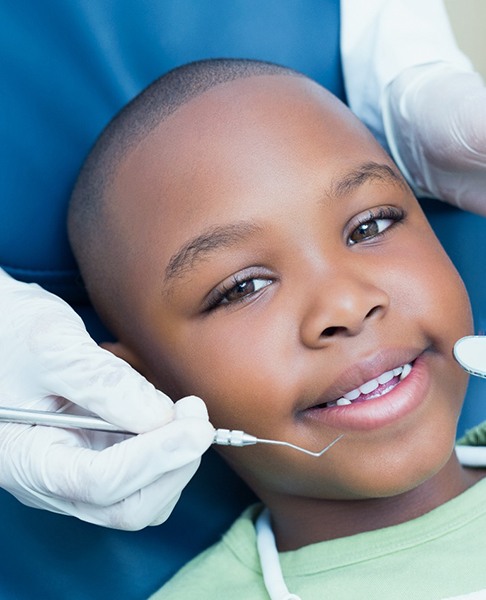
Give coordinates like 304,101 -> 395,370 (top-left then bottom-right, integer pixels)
154,426 -> 486,600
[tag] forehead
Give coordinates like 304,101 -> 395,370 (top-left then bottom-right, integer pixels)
109,74 -> 391,264
113,74 -> 387,197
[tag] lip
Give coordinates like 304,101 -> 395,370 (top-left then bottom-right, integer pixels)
300,350 -> 430,432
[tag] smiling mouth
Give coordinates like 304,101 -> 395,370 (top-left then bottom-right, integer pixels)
314,362 -> 413,409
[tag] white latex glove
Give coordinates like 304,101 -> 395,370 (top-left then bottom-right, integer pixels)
341,0 -> 485,213
0,269 -> 214,530
383,63 -> 486,216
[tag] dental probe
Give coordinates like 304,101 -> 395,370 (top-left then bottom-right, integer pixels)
0,407 -> 344,457
213,428 -> 344,457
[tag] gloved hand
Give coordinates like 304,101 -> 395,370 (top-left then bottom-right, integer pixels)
383,62 -> 486,216
0,269 -> 214,529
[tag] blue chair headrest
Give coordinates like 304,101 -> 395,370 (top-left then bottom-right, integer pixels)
0,0 -> 344,307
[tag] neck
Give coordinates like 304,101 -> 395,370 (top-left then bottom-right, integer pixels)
261,454 -> 483,552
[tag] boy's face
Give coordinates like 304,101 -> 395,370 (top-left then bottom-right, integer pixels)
108,75 -> 472,502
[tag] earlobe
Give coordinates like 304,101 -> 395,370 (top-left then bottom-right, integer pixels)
100,341 -> 152,379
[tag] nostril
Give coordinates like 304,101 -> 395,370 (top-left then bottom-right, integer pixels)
322,326 -> 347,337
366,306 -> 382,319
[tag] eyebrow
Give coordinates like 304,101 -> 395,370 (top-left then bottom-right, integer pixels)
164,221 -> 263,284
163,162 -> 407,287
329,162 -> 408,198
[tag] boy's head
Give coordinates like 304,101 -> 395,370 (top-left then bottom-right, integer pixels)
69,59 -> 472,508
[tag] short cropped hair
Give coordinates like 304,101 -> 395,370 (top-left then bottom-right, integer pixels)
68,58 -> 302,335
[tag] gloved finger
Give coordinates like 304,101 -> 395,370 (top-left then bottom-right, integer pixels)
454,336 -> 486,378
40,334 -> 175,433
172,394 -> 210,420
5,458 -> 196,529
383,64 -> 486,215
31,403 -> 214,506
1,272 -> 175,430
448,85 -> 486,162
67,460 -> 200,530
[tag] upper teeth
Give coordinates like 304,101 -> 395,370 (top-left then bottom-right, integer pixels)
333,363 -> 412,407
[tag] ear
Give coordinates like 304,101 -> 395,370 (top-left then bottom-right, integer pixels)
100,341 -> 153,380
100,341 -> 180,397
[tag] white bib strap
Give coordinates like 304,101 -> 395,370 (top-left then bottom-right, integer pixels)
255,508 -> 301,600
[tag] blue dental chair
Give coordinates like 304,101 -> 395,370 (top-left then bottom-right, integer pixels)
1,1 -> 485,598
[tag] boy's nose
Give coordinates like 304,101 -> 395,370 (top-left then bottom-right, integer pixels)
300,275 -> 389,348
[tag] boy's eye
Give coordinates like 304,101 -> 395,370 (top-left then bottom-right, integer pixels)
348,207 -> 405,245
349,218 -> 392,243
207,276 -> 272,310
221,278 -> 271,304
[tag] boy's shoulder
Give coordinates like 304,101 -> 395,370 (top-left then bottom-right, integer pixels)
150,504 -> 268,600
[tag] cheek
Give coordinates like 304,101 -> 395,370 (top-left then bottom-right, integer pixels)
162,312 -> 302,431
390,232 -> 472,338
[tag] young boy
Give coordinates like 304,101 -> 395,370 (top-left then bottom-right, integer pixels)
68,59 -> 486,599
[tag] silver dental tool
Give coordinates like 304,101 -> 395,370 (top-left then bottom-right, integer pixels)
454,335 -> 486,379
213,428 -> 344,457
0,407 -> 131,434
0,407 -> 344,457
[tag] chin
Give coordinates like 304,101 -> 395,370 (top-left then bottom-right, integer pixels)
339,442 -> 457,500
